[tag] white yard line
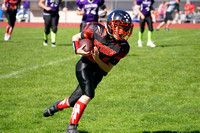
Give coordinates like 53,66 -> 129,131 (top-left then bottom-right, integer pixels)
0,55 -> 77,79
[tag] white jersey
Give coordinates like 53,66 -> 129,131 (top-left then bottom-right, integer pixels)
166,1 -> 179,13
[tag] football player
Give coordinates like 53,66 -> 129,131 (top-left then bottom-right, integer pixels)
38,0 -> 67,47
76,0 -> 107,32
43,10 -> 133,133
136,0 -> 156,47
156,0 -> 180,31
3,0 -> 21,41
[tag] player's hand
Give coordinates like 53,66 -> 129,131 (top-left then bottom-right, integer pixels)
45,7 -> 52,11
92,46 -> 100,61
99,11 -> 107,18
3,7 -> 7,11
76,44 -> 91,56
141,14 -> 145,19
63,7 -> 68,12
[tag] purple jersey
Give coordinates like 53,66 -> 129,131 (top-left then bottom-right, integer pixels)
76,0 -> 105,23
23,0 -> 30,9
44,0 -> 61,15
136,0 -> 154,16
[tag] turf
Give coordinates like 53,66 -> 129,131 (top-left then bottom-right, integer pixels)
0,27 -> 200,133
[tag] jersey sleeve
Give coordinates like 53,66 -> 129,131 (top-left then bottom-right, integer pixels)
76,0 -> 82,10
109,41 -> 130,65
98,0 -> 105,7
136,0 -> 142,6
81,22 -> 95,39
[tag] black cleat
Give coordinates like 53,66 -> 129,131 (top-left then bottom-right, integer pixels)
66,124 -> 79,133
43,100 -> 63,117
155,28 -> 159,31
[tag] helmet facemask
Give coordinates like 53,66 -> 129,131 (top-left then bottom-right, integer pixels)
108,19 -> 133,41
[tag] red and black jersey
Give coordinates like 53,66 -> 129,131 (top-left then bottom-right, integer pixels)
5,0 -> 21,10
80,22 -> 130,66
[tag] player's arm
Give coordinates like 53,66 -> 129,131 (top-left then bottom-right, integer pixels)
76,9 -> 84,15
92,47 -> 114,72
3,0 -> 8,11
136,5 -> 145,19
72,33 -> 91,56
38,0 -> 51,11
99,4 -> 107,18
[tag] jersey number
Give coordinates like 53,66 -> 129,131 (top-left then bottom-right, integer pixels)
86,8 -> 97,15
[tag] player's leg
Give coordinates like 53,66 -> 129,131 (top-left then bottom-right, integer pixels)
50,14 -> 60,47
156,12 -> 169,30
43,15 -> 51,46
8,11 -> 17,39
67,59 -> 103,132
138,18 -> 145,47
4,10 -> 12,41
165,20 -> 172,31
146,15 -> 156,47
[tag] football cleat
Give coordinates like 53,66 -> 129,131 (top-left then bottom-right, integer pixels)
147,41 -> 156,47
66,124 -> 79,133
51,43 -> 56,47
7,35 -> 11,40
165,28 -> 169,31
4,33 -> 9,41
138,40 -> 143,47
43,41 -> 48,46
155,28 -> 159,31
43,100 -> 63,117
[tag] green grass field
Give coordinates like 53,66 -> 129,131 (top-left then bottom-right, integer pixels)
0,27 -> 200,133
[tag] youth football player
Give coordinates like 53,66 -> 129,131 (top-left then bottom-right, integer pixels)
38,0 -> 67,47
156,0 -> 180,31
76,0 -> 107,32
136,0 -> 156,47
43,10 -> 134,133
3,0 -> 21,41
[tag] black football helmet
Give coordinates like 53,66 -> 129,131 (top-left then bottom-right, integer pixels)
107,10 -> 133,41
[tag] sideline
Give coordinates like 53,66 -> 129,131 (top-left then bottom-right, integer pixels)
0,56 -> 77,79
0,22 -> 200,28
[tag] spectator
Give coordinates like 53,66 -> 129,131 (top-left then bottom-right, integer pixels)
132,0 -> 139,22
156,0 -> 180,31
157,1 -> 165,21
3,0 -> 21,41
38,0 -> 67,47
76,0 -> 107,32
22,0 -> 30,22
184,0 -> 195,23
136,0 -> 156,47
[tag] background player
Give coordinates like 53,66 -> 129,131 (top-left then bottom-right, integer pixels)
43,10 -> 133,133
136,0 -> 156,47
3,0 -> 21,41
76,0 -> 107,32
156,0 -> 180,31
38,0 -> 67,47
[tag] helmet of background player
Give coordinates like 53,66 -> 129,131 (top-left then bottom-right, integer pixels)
106,10 -> 134,41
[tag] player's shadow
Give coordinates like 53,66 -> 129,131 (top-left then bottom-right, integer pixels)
79,131 -> 89,133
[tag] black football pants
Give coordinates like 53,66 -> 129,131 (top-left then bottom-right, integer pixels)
139,14 -> 153,33
43,14 -> 59,34
68,57 -> 104,107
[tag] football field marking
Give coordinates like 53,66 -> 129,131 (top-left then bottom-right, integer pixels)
0,55 -> 77,79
